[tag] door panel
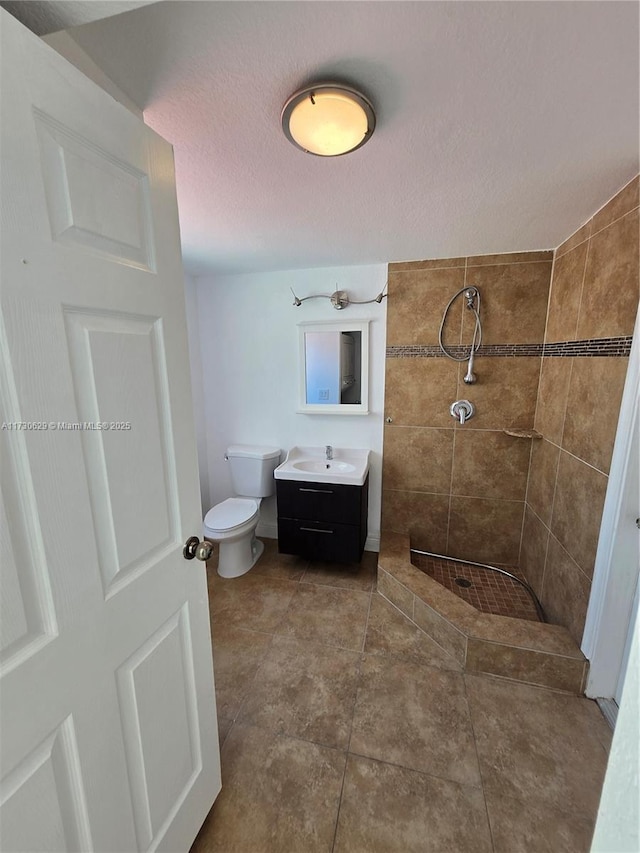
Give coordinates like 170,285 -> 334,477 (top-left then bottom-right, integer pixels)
33,108 -> 155,271
64,308 -> 180,595
0,331 -> 58,672
0,716 -> 92,853
0,10 -> 220,852
117,606 -> 202,850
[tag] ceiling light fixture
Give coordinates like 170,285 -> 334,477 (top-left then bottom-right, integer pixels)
281,83 -> 376,157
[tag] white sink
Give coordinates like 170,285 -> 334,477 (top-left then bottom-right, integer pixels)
293,460 -> 356,475
274,446 -> 370,486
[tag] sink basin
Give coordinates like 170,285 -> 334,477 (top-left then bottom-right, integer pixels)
274,446 -> 370,486
292,460 -> 356,475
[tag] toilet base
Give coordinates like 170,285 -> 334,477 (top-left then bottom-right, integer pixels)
217,533 -> 264,579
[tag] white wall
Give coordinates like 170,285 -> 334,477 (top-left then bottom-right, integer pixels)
195,264 -> 387,549
42,32 -> 143,118
183,275 -> 210,513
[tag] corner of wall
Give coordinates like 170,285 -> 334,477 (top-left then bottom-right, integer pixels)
41,31 -> 143,119
183,274 -> 211,513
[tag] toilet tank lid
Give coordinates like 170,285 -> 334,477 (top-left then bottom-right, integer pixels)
226,444 -> 281,460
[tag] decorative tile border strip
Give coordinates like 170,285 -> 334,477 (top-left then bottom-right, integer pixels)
385,344 -> 545,358
542,337 -> 632,357
386,337 -> 632,359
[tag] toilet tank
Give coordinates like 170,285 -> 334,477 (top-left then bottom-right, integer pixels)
226,445 -> 281,497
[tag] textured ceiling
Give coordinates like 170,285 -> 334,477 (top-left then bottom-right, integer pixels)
68,1 -> 639,276
0,1 -> 155,35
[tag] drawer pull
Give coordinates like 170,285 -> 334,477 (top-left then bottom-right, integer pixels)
299,527 -> 334,534
299,487 -> 334,494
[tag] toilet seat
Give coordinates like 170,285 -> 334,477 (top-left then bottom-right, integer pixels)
204,497 -> 258,532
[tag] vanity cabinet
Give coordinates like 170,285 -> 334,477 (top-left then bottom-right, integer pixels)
276,475 -> 369,563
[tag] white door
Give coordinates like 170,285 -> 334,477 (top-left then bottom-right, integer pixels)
583,309 -> 640,712
612,405 -> 639,707
0,10 -> 221,852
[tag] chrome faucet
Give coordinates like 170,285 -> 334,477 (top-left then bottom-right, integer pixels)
325,445 -> 333,460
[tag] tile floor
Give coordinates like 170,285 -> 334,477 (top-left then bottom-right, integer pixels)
190,539 -> 612,853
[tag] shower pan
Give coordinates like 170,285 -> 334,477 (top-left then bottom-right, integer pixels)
411,550 -> 546,623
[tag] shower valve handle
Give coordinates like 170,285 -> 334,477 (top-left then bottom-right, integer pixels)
450,399 -> 475,425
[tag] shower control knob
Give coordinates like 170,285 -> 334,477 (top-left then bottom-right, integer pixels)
450,399 -> 475,425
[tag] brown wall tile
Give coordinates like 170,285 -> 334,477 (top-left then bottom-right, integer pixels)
466,638 -> 585,693
544,243 -> 588,343
455,358 -> 541,430
550,451 -> 608,578
563,356 -> 629,474
526,438 -> 560,527
385,358 -> 459,427
542,535 -> 592,645
413,597 -> 467,663
448,497 -> 524,565
383,426 -> 454,493
387,267 -> 465,345
452,430 -> 531,501
556,220 -> 592,259
466,252 -> 553,266
383,182 -> 634,637
381,490 -> 449,553
577,208 -> 640,340
519,506 -> 549,598
534,357 -> 572,444
463,262 -> 551,345
377,569 -> 414,618
389,258 -> 466,272
469,611 -> 583,658
591,175 -> 639,235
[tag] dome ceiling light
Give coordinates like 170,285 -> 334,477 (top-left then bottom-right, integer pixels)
281,83 -> 376,157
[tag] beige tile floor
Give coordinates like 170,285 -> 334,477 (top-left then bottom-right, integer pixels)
191,539 -> 612,853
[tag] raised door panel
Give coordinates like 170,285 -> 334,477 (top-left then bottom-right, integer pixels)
0,716 -> 92,852
64,309 -> 180,598
0,321 -> 57,673
116,606 -> 202,851
34,109 -> 155,272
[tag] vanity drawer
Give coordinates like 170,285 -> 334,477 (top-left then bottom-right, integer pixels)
277,517 -> 363,564
276,477 -> 367,525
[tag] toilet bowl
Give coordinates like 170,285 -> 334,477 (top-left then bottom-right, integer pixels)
203,497 -> 263,578
203,444 -> 281,578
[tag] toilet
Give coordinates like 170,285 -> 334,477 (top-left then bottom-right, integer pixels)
203,444 -> 281,578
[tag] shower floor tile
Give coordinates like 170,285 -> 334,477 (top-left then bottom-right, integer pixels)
411,553 -> 541,622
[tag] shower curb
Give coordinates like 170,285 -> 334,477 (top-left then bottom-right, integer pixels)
377,533 -> 588,694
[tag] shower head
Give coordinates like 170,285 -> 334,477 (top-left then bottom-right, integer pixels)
463,350 -> 477,384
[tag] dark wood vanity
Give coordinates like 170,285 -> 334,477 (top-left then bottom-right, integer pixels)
276,475 -> 369,563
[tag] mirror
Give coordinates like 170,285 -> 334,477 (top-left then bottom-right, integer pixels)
297,321 -> 369,414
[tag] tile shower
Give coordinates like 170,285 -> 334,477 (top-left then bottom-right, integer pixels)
381,175 -> 639,650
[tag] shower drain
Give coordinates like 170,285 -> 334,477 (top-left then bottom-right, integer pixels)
454,577 -> 473,588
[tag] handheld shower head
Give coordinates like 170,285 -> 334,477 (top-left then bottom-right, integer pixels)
463,350 -> 477,384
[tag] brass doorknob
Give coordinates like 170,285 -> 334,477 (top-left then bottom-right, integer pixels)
183,536 -> 214,561
196,540 -> 214,561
